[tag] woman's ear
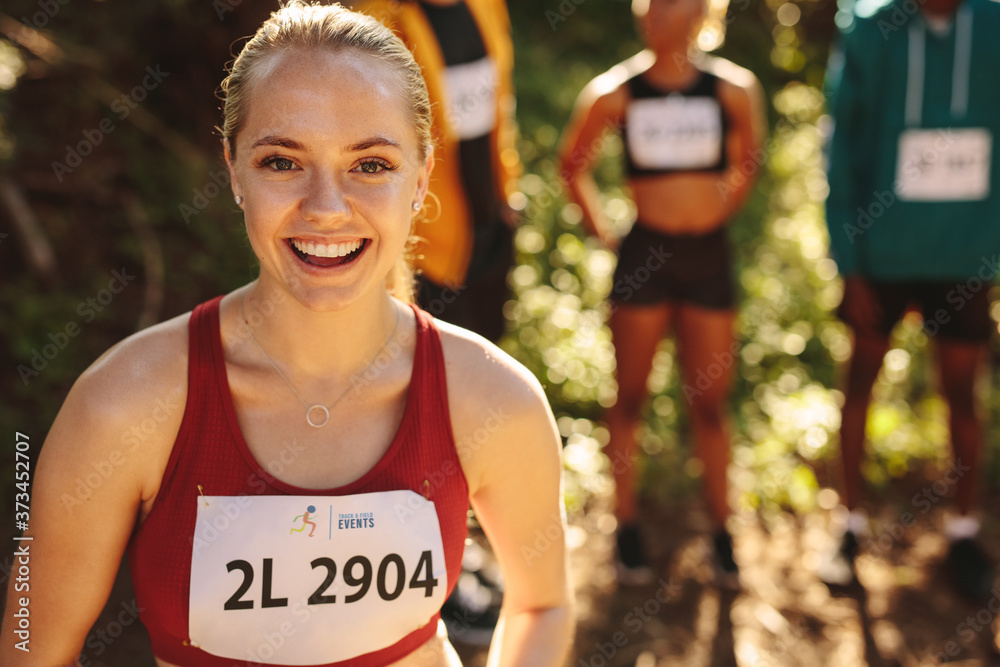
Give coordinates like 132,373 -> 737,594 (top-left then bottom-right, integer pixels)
224,137 -> 244,206
413,148 -> 435,211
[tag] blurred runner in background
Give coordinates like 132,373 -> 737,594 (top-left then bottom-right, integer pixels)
823,0 -> 1000,600
560,0 -> 765,587
351,0 -> 522,344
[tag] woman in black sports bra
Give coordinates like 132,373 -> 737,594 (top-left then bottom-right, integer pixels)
560,0 -> 765,586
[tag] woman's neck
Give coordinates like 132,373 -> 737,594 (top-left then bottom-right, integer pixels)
238,280 -> 402,382
642,43 -> 701,88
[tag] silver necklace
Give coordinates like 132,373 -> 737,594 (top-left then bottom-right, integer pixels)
240,291 -> 401,428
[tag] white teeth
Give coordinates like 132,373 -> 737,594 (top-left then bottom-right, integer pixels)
292,239 -> 364,258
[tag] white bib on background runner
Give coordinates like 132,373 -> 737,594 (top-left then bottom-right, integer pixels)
189,491 -> 447,665
894,7 -> 991,201
896,128 -> 991,201
443,56 -> 498,140
626,96 -> 723,170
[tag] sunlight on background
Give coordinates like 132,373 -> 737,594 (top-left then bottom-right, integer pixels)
0,40 -> 26,90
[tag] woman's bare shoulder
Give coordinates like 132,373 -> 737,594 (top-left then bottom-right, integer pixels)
434,319 -> 559,491
435,319 -> 548,415
702,54 -> 761,92
76,311 -> 191,417
46,311 -> 192,477
32,308 -> 196,526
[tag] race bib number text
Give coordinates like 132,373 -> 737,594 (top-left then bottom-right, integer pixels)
189,492 -> 447,665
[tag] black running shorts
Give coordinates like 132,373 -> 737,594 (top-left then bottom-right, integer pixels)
838,279 -> 994,342
609,223 -> 735,310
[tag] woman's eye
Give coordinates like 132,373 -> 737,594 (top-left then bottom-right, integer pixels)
357,159 -> 394,174
261,156 -> 295,171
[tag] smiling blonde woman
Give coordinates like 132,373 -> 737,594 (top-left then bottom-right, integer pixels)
0,4 -> 571,666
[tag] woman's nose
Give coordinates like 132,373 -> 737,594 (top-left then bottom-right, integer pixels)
300,168 -> 351,222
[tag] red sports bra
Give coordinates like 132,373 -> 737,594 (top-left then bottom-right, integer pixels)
127,296 -> 469,666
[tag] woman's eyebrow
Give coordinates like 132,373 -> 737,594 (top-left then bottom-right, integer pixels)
250,135 -> 306,151
347,136 -> 402,153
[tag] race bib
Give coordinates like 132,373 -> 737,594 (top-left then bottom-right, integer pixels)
895,128 -> 991,201
442,56 -> 498,140
626,96 -> 723,170
189,492 -> 447,665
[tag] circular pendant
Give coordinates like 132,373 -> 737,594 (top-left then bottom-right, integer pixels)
306,404 -> 330,428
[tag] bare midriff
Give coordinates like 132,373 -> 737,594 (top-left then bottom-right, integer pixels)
630,171 -> 731,235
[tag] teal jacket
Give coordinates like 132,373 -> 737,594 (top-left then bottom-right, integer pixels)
825,0 -> 1000,280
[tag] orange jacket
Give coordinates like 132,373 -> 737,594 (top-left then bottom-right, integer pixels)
353,0 -> 522,286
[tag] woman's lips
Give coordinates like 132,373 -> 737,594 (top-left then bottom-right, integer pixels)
288,238 -> 368,267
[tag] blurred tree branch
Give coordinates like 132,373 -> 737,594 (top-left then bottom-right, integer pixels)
0,173 -> 57,285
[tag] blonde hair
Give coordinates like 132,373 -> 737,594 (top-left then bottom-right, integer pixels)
220,1 -> 432,301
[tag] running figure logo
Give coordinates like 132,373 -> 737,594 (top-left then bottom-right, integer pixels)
290,505 -> 317,537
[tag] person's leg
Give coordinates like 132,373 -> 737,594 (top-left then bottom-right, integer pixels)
673,304 -> 736,529
607,303 -> 673,524
839,333 -> 890,511
934,336 -> 993,600
916,282 -> 994,598
934,339 -> 986,516
817,331 -> 891,586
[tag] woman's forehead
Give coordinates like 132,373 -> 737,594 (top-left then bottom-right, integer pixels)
240,48 -> 415,148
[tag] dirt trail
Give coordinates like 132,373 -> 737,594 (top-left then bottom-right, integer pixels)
459,486 -> 1000,667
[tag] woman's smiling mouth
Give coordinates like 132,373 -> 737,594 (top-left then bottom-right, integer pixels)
288,238 -> 368,268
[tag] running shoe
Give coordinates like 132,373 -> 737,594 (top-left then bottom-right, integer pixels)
615,522 -> 655,586
946,538 -> 995,602
817,529 -> 859,587
712,530 -> 741,590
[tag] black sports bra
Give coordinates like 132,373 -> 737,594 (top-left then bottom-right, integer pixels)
621,70 -> 730,177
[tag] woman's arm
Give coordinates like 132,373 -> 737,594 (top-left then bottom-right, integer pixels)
558,64 -> 630,248
0,319 -> 187,666
442,326 -> 573,667
712,57 -> 768,218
